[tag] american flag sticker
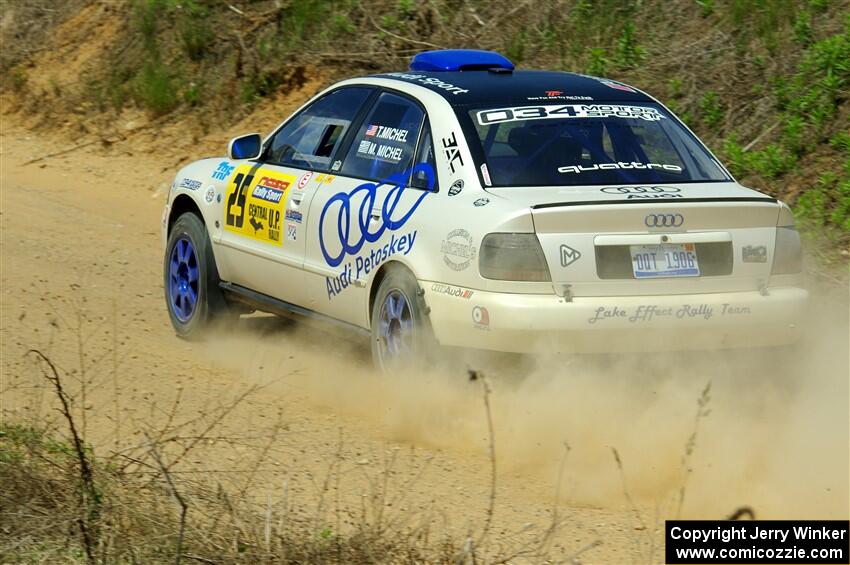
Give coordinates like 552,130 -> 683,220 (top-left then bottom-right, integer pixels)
601,80 -> 636,93
365,124 -> 378,136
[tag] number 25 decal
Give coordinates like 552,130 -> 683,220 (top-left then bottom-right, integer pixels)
226,173 -> 253,228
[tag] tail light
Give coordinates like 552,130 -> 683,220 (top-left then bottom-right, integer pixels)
479,233 -> 551,281
771,226 -> 803,274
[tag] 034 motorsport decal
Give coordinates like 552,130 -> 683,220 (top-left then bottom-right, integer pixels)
476,104 -> 665,125
224,166 -> 294,245
321,164 -> 435,300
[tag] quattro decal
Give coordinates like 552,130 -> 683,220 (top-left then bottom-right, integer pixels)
560,162 -> 683,175
224,166 -> 295,246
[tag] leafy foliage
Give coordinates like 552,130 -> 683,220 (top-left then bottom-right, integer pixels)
2,0 -> 848,241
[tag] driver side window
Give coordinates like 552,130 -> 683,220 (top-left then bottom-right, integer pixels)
265,86 -> 372,171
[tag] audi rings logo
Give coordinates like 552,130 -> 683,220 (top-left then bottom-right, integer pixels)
318,164 -> 435,267
601,186 -> 681,195
644,213 -> 684,228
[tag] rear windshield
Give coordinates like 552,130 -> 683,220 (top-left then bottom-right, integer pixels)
463,102 -> 730,187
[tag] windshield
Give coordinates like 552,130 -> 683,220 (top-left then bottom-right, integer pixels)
463,102 -> 730,187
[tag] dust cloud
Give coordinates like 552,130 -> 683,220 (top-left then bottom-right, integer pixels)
202,276 -> 849,522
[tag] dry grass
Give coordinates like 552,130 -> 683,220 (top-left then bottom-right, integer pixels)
1,331 -> 572,564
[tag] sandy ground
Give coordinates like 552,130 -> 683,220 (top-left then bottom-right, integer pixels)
1,117 -> 848,563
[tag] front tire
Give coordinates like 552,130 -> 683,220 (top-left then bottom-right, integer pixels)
164,212 -> 231,338
370,267 -> 435,372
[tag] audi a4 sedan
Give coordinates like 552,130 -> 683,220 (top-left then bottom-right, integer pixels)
161,49 -> 807,370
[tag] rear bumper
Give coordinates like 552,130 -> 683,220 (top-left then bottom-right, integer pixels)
422,284 -> 808,354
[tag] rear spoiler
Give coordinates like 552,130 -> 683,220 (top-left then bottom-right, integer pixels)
531,196 -> 777,210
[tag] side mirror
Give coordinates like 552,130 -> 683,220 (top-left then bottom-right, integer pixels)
227,133 -> 262,160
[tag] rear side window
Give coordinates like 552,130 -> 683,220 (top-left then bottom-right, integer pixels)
341,92 -> 425,181
410,124 -> 438,191
266,86 -> 372,170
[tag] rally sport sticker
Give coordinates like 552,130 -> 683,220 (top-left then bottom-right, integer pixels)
224,165 -> 295,246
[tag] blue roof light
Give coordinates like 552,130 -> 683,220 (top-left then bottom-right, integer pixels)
410,49 -> 515,72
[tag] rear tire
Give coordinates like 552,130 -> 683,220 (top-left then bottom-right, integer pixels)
370,267 -> 436,372
164,212 -> 232,338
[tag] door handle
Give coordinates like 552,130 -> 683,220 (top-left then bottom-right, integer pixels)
290,192 -> 304,206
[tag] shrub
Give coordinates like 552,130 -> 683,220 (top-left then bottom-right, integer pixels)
586,47 -> 609,76
793,11 -> 813,46
135,60 -> 178,115
177,1 -> 213,61
699,91 -> 723,128
614,21 -> 645,69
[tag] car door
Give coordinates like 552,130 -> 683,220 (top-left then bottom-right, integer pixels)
302,90 -> 437,326
216,86 -> 375,306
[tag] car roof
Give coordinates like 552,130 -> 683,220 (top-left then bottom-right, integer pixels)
369,69 -> 653,106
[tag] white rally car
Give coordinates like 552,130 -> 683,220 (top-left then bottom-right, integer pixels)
162,49 -> 807,369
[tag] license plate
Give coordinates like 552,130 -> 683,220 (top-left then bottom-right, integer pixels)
630,243 -> 700,278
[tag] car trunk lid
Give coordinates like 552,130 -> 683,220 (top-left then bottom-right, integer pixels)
487,183 -> 780,296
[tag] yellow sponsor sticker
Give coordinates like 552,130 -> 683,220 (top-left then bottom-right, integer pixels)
224,165 -> 295,246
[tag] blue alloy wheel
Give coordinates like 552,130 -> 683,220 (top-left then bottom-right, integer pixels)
168,236 -> 200,322
378,289 -> 414,361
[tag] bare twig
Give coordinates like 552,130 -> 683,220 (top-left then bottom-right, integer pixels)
610,447 -> 647,532
26,349 -> 98,564
470,369 -> 496,550
743,121 -> 781,152
677,382 -> 712,518
111,297 -> 120,446
23,139 -> 103,165
727,506 -> 756,520
183,554 -> 218,564
146,432 -> 189,565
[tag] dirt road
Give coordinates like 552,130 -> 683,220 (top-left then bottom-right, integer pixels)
2,120 -> 848,562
